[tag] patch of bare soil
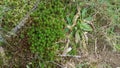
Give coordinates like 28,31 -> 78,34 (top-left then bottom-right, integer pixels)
59,50 -> 120,68
2,33 -> 33,68
59,20 -> 120,68
0,19 -> 34,68
99,51 -> 120,68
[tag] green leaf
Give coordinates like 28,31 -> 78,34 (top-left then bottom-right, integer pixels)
66,16 -> 72,25
65,28 -> 69,33
115,44 -> 120,51
79,23 -> 92,31
82,8 -> 87,18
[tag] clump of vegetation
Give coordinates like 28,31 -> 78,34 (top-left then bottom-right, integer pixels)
1,0 -> 35,30
27,1 -> 65,62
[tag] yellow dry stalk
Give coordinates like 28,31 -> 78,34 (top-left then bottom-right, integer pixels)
67,6 -> 81,30
81,32 -> 88,56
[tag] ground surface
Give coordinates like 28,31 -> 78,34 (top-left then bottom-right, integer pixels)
0,0 -> 120,68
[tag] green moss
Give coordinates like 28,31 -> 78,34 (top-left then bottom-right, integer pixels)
28,1 -> 65,62
1,0 -> 36,30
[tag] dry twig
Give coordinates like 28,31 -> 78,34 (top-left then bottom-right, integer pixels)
58,55 -> 81,58
67,6 -> 81,30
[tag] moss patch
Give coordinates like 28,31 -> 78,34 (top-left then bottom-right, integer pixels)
27,1 -> 65,62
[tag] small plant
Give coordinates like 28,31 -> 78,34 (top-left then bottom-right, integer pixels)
66,6 -> 93,55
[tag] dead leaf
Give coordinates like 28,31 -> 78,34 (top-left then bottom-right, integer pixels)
75,30 -> 81,44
